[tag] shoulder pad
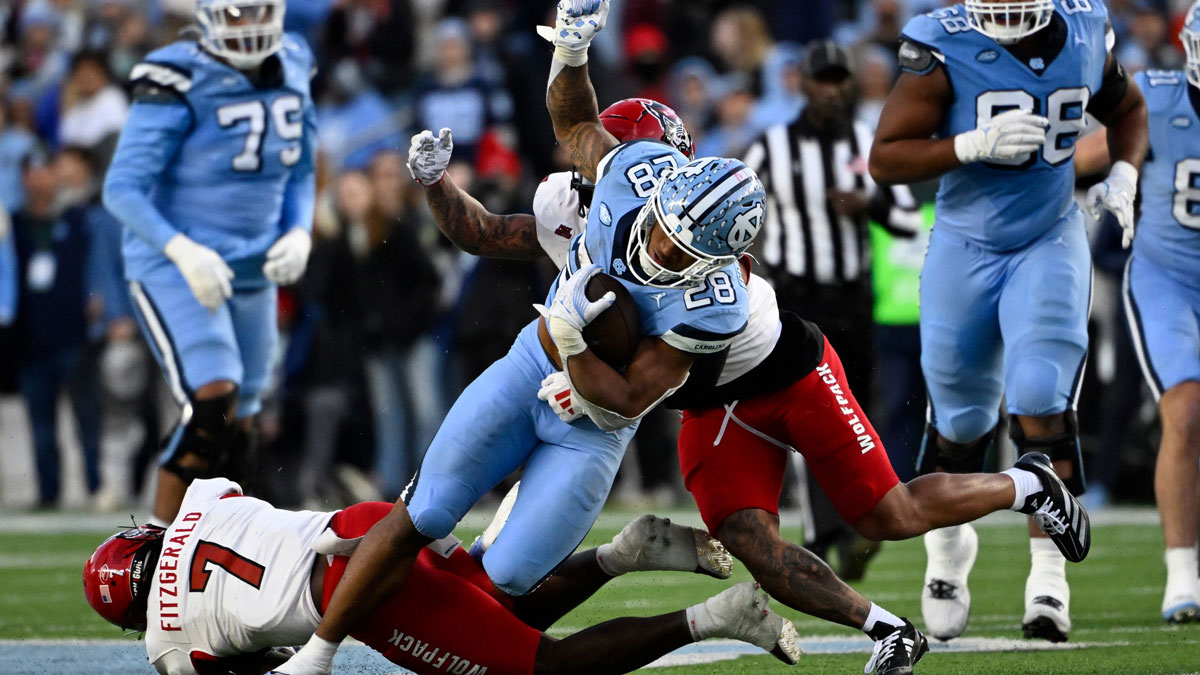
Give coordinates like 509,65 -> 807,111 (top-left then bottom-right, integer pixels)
128,61 -> 193,103
898,39 -> 939,75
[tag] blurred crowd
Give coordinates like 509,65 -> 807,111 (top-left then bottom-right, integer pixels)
0,0 -> 1190,512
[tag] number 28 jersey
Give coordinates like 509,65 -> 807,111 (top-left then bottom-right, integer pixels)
1132,69 -> 1200,290
545,140 -> 750,354
901,1 -> 1111,250
145,479 -> 331,674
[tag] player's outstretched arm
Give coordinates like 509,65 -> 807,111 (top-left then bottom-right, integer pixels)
541,1 -> 618,182
410,129 -> 543,259
1082,53 -> 1148,248
868,68 -> 958,185
568,335 -> 694,421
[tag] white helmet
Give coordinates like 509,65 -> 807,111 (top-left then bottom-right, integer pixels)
196,0 -> 286,70
1182,0 -> 1200,89
963,0 -> 1055,45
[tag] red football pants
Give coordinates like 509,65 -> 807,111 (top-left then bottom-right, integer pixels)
322,502 -> 541,675
679,337 -> 899,533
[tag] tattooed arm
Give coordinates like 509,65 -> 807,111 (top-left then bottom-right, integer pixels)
546,65 -> 617,184
423,173 -> 543,260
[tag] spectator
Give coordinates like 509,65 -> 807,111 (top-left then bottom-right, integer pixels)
58,51 -> 128,158
316,59 -> 405,172
0,99 -> 40,212
694,75 -> 759,159
623,23 -> 670,103
10,153 -> 102,507
855,44 -> 899,131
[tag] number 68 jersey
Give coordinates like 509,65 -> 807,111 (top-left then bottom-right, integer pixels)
900,1 -> 1112,251
145,479 -> 331,674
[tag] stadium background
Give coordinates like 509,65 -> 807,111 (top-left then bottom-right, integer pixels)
0,0 -> 1197,671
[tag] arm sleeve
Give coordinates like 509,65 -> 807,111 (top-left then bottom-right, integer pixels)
281,99 -> 318,234
102,100 -> 192,252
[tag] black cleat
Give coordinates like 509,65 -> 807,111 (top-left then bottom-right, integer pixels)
1014,452 -> 1091,563
1022,615 -> 1069,643
866,619 -> 929,675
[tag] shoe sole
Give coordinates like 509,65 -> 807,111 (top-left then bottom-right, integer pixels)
769,620 -> 803,665
1022,616 -> 1069,643
1164,604 -> 1200,624
694,530 -> 734,579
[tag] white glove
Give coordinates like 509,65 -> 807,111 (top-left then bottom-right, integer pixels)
407,128 -> 453,187
263,227 -> 312,285
267,635 -> 338,675
954,109 -> 1048,164
163,233 -> 233,312
533,263 -> 615,358
1085,160 -> 1138,248
536,0 -> 610,66
538,371 -> 583,422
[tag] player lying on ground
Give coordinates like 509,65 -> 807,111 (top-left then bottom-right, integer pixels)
83,477 -> 804,675
270,4 -> 779,674
869,0 -> 1147,643
103,0 -> 317,525
1075,1 -> 1200,624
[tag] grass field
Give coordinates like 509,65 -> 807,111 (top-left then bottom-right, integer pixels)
2,510 -> 1199,673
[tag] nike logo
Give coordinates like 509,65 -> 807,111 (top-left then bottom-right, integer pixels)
650,292 -> 667,308
1053,235 -> 1067,247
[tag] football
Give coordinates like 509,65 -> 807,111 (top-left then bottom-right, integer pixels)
582,273 -> 641,370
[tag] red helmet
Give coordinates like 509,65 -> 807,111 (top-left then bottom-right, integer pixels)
600,98 -> 694,159
82,526 -> 163,631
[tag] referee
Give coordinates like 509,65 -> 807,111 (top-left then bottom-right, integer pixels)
743,40 -> 920,579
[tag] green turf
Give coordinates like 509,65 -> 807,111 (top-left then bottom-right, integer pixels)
6,522 -> 1200,673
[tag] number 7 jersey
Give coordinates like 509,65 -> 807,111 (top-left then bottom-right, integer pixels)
901,1 -> 1112,250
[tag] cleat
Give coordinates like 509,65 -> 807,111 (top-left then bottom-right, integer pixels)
1014,452 -> 1091,563
921,524 -> 977,640
599,514 -> 733,578
1162,594 -> 1200,624
1023,566 -> 1071,643
865,619 -> 929,675
702,582 -> 802,664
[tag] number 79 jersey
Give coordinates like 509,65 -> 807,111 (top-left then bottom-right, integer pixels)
547,140 -> 750,354
144,479 -> 331,674
901,1 -> 1111,250
1132,69 -> 1200,289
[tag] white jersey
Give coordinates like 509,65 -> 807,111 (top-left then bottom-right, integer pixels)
145,479 -> 333,675
533,171 -> 781,383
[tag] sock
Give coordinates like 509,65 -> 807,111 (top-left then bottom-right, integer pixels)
861,603 -> 904,640
1029,538 -> 1066,577
685,603 -> 715,642
1164,547 -> 1199,605
1002,467 -> 1041,511
927,524 -> 965,547
594,543 -> 622,577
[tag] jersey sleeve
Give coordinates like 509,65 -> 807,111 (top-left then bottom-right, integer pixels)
280,34 -> 318,235
101,62 -> 195,252
532,172 -> 581,269
179,478 -> 243,513
660,269 -> 750,354
151,648 -> 197,675
897,14 -> 947,76
663,309 -> 747,354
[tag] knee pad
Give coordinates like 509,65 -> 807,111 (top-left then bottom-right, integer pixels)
1010,411 -> 1086,496
1008,355 -> 1068,417
161,390 -> 238,484
917,422 -> 999,475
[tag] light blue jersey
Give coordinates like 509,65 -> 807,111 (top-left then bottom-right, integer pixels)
902,1 -> 1111,251
105,33 -> 318,288
1132,69 -> 1200,290
1124,70 -> 1200,399
550,140 -> 750,354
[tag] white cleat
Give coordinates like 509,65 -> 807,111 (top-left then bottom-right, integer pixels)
1162,574 -> 1200,624
703,582 -> 803,665
598,514 -> 733,578
921,524 -> 978,641
1022,569 -> 1071,642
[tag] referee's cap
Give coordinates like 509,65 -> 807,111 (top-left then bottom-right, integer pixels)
803,40 -> 852,81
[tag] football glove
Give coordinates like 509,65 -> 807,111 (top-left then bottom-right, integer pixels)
538,371 -> 583,423
1085,160 -> 1138,248
263,227 -> 312,285
163,233 -> 233,312
954,109 -> 1048,164
536,0 -> 610,66
533,263 -> 615,358
407,128 -> 453,187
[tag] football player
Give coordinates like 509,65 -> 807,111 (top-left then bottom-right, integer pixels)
869,0 -> 1148,643
271,4 -> 775,673
1075,0 -> 1200,625
102,0 -> 317,527
403,49 -> 1093,675
83,477 -> 801,675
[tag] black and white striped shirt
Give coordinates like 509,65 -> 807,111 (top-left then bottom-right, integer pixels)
743,116 -> 920,289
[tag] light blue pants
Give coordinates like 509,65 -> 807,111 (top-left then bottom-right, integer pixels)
1124,253 -> 1200,400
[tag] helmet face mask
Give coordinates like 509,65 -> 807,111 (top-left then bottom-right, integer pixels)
197,0 -> 285,70
82,526 -> 164,632
1183,1 -> 1200,89
625,158 -> 765,289
963,0 -> 1055,45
